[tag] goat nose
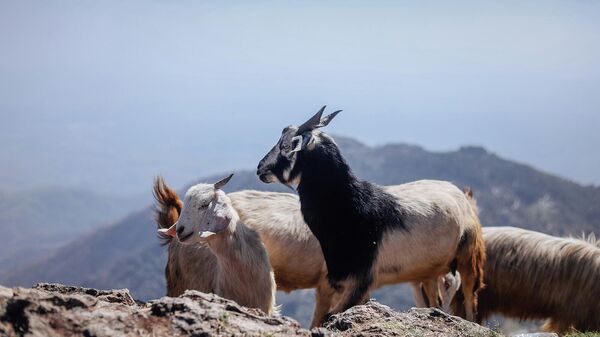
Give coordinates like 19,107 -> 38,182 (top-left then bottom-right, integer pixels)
176,226 -> 185,235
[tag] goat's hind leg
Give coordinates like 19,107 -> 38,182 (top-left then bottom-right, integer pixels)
410,282 -> 428,307
411,279 -> 440,308
457,264 -> 477,321
422,278 -> 441,308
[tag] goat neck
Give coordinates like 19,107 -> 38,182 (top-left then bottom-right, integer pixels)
295,136 -> 357,199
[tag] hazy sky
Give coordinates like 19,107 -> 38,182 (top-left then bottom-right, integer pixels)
1,1 -> 599,195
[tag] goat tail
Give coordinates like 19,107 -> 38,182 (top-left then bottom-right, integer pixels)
153,176 -> 182,246
465,188 -> 485,297
469,219 -> 486,297
455,210 -> 486,322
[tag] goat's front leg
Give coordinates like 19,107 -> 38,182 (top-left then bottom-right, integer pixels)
326,275 -> 372,318
310,277 -> 336,328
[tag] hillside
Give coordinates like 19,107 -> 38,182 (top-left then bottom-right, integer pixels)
0,187 -> 143,279
3,136 -> 599,327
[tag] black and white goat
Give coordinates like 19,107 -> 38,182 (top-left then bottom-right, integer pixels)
256,106 -> 486,322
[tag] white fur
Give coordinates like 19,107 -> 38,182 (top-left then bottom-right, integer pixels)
173,182 -> 276,314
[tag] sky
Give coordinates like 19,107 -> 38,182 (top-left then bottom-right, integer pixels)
0,0 -> 599,195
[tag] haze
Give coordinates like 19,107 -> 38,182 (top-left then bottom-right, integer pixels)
1,0 -> 599,196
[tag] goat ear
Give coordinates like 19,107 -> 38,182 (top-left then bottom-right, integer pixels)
214,173 -> 234,190
290,134 -> 315,154
463,186 -> 473,198
158,223 -> 177,237
317,110 -> 342,128
290,135 -> 304,153
297,105 -> 326,134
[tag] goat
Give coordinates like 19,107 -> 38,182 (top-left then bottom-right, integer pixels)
452,226 -> 600,333
155,179 -> 329,324
256,106 -> 486,322
155,175 -> 276,314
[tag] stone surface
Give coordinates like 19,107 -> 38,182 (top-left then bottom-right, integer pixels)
324,300 -> 501,337
0,283 -> 501,337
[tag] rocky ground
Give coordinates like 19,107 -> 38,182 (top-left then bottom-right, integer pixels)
0,283 -> 503,337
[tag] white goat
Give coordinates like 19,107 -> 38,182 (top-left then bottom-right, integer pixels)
157,175 -> 276,314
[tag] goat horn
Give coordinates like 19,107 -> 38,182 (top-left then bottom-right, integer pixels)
297,105 -> 326,134
318,110 -> 342,127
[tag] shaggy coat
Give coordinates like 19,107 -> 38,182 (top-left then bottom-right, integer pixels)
453,226 -> 600,333
154,177 -> 276,314
256,108 -> 485,322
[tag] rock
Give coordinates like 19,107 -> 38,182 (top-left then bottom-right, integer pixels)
33,283 -> 137,306
0,283 -> 309,337
0,284 -> 502,337
324,300 -> 501,337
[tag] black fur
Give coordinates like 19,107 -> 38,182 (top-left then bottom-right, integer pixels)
257,128 -> 295,184
294,135 -> 407,287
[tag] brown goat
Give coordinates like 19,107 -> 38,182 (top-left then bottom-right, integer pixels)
452,226 -> 600,333
453,188 -> 600,333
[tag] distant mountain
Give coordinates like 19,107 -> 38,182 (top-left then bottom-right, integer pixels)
4,136 -> 599,326
0,187 -> 144,279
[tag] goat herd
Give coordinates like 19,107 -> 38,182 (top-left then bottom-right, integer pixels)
154,106 -> 599,334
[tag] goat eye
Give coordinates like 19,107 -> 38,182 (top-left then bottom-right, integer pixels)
282,143 -> 290,151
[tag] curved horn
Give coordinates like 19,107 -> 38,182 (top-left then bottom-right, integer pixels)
297,105 -> 326,134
